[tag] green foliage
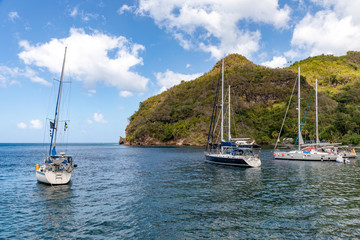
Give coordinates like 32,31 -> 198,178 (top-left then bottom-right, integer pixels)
344,133 -> 360,145
126,52 -> 360,146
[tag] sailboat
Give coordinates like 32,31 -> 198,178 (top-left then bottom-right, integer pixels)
274,67 -> 338,161
204,58 -> 261,167
36,47 -> 76,184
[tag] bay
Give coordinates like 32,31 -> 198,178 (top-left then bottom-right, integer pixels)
0,143 -> 359,239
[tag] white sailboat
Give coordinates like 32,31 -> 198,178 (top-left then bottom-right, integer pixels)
205,58 -> 261,167
36,47 -> 75,184
274,67 -> 338,161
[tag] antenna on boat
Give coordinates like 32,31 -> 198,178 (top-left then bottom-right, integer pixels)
298,65 -> 302,150
221,58 -> 224,142
228,85 -> 231,142
316,78 -> 320,145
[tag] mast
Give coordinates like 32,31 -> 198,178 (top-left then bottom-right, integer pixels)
228,85 -> 231,141
221,58 -> 224,142
49,47 -> 67,156
316,78 -> 319,145
298,65 -> 301,150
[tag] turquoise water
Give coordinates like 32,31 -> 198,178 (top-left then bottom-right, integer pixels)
0,143 -> 359,239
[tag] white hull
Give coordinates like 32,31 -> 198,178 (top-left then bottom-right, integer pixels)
336,156 -> 351,163
274,151 -> 337,161
36,164 -> 73,185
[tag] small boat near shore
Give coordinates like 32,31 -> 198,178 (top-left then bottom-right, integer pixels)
336,155 -> 351,164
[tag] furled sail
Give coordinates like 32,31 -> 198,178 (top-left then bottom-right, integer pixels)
299,133 -> 304,145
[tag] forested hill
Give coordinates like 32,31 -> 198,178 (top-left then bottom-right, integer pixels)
124,52 -> 360,146
286,51 -> 360,145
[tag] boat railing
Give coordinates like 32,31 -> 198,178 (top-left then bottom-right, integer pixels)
46,155 -> 73,165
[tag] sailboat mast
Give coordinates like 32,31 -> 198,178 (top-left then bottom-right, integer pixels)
228,85 -> 231,141
49,47 -> 67,156
221,58 -> 224,142
316,78 -> 319,145
298,66 -> 301,150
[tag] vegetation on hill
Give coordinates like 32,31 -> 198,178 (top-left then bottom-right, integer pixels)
125,52 -> 360,146
287,51 -> 360,145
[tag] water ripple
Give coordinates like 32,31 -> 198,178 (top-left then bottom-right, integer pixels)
0,144 -> 359,239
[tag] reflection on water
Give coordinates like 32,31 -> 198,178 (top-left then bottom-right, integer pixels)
32,183 -> 75,239
0,144 -> 359,239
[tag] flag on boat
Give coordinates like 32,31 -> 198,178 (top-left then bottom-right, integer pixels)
64,122 -> 68,131
50,121 -> 55,129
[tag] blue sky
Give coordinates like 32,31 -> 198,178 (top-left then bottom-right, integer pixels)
1,0 -> 360,143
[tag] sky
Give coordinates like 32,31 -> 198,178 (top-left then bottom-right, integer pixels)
1,0 -> 360,143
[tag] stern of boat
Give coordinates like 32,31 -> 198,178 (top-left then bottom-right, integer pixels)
244,156 -> 261,167
36,164 -> 74,185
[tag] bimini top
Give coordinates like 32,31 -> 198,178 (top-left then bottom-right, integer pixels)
221,141 -> 236,147
221,141 -> 260,148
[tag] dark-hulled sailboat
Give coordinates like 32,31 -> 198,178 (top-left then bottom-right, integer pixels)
204,58 -> 261,167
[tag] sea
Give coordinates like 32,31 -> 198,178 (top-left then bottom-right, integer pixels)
0,143 -> 359,239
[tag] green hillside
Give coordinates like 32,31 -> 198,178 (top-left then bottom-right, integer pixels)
125,52 -> 360,146
287,51 -> 360,145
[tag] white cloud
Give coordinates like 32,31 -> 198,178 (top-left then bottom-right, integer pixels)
9,80 -> 20,86
134,0 -> 291,59
70,7 -> 78,17
81,13 -> 99,22
0,74 -> 6,88
0,65 -> 50,87
18,28 -> 149,94
17,122 -> 27,129
118,4 -> 135,14
16,119 -> 43,129
284,49 -> 300,59
155,69 -> 202,92
69,6 -> 99,22
261,56 -> 287,68
87,112 -> 108,124
311,0 -> 360,23
87,89 -> 96,96
17,120 -> 43,129
29,119 -> 43,129
23,67 -> 51,86
93,112 -> 108,124
119,90 -> 133,97
291,1 -> 360,57
8,11 -> 19,22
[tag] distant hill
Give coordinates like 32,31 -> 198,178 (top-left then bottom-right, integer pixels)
124,52 -> 360,146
